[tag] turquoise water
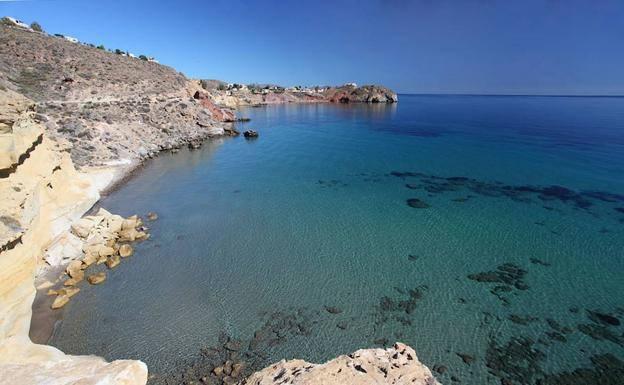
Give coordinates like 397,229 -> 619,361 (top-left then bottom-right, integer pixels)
50,95 -> 624,384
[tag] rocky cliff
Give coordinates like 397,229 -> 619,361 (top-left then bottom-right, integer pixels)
0,89 -> 147,384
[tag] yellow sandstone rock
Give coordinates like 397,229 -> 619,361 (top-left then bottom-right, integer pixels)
64,270 -> 84,286
106,255 -> 120,269
66,260 -> 83,278
119,244 -> 133,258
51,295 -> 70,309
59,286 -> 80,298
98,245 -> 115,257
87,272 -> 107,285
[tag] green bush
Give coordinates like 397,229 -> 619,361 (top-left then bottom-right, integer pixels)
30,22 -> 43,32
114,49 -> 124,55
97,44 -> 105,50
139,55 -> 148,61
217,84 -> 226,91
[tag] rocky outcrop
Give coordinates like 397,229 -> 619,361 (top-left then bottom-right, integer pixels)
204,82 -> 397,107
0,89 -> 147,384
243,343 -> 440,385
326,84 -> 399,104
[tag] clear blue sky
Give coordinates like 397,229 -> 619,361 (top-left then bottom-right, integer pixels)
2,0 -> 623,95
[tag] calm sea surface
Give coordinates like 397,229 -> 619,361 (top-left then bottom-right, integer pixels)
50,95 -> 624,384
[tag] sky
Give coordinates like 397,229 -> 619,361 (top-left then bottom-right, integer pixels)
2,0 -> 623,95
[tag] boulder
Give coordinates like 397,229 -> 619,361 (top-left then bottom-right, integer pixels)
66,260 -> 83,278
119,244 -> 134,258
98,245 -> 115,257
58,286 -> 80,298
119,228 -> 139,241
243,130 -> 258,138
106,255 -> 120,269
122,218 -> 138,230
64,270 -> 84,285
82,252 -> 98,267
87,272 -> 106,285
51,295 -> 70,309
71,217 -> 97,238
147,212 -> 158,221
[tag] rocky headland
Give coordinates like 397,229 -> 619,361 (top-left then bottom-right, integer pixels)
0,22 -> 426,385
202,80 -> 398,108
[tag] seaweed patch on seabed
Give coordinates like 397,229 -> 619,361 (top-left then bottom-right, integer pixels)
467,263 -> 529,306
317,179 -> 348,188
390,170 -> 624,218
371,285 -> 428,344
577,309 -> 624,348
153,308 -> 321,385
486,335 -> 624,385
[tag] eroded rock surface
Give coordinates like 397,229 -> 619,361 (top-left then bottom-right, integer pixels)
243,343 -> 440,385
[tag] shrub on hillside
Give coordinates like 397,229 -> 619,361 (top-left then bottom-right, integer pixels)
114,49 -> 124,55
97,44 -> 105,50
30,22 -> 43,32
139,55 -> 148,61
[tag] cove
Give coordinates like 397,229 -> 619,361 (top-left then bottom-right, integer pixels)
48,95 -> 624,384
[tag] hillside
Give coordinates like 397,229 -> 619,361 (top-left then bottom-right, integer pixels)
0,24 -> 236,169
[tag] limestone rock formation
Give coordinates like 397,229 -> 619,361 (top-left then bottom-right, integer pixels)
243,343 -> 440,385
0,86 -> 147,384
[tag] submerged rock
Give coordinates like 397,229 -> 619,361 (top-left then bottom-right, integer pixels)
147,211 -> 158,221
51,295 -> 70,309
243,130 -> 258,138
406,198 -> 430,209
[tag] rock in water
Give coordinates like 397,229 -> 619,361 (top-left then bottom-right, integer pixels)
407,198 -> 431,209
243,130 -> 258,138
147,212 -> 158,221
51,295 -> 70,309
106,255 -> 121,269
119,244 -> 134,258
87,272 -> 107,285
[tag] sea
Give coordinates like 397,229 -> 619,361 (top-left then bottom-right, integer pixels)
49,95 -> 624,384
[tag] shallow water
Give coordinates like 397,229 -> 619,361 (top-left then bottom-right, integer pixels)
50,95 -> 624,384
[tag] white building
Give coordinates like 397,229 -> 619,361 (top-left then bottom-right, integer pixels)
4,17 -> 30,29
63,36 -> 79,43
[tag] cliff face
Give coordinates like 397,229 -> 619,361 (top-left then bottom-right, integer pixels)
0,89 -> 147,384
